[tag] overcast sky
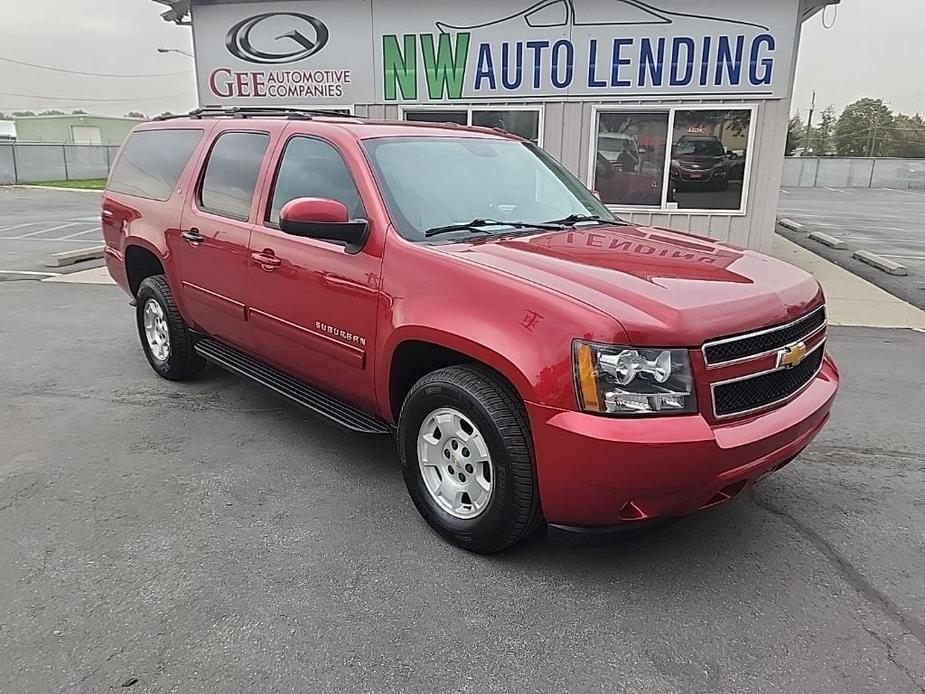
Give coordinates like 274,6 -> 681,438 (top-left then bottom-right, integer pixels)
0,0 -> 922,119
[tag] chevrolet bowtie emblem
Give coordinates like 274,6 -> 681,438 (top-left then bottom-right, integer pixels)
777,342 -> 808,369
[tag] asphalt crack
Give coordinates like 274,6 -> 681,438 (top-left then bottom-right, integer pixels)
749,490 -> 925,648
864,628 -> 925,694
0,480 -> 42,513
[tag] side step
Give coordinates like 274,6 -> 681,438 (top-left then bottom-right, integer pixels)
194,339 -> 392,435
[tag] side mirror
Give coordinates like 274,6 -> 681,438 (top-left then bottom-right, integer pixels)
279,197 -> 368,253
727,150 -> 736,157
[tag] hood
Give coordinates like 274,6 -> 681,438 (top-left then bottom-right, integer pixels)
676,154 -> 724,166
435,225 -> 824,346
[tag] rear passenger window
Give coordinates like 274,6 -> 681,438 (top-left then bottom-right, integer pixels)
108,129 -> 203,201
199,131 -> 270,220
268,137 -> 365,225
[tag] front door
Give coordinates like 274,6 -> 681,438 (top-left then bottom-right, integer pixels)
177,130 -> 270,350
247,135 -> 383,411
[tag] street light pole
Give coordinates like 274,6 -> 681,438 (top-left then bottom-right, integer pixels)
156,47 -> 194,58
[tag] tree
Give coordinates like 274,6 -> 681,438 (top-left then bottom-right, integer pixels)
71,109 -> 87,115
38,109 -> 66,116
834,98 -> 894,157
12,111 -> 35,116
814,106 -> 837,156
785,114 -> 803,155
125,111 -> 147,119
890,113 -> 925,159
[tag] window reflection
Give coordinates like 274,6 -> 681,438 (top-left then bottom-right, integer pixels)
592,112 -> 668,207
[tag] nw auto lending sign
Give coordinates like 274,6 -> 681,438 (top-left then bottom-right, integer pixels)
192,0 -> 797,106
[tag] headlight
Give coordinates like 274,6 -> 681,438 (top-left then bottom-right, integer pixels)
670,158 -> 681,168
573,341 -> 696,415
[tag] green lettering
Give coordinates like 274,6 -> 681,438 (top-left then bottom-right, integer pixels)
420,32 -> 470,100
383,34 -> 417,101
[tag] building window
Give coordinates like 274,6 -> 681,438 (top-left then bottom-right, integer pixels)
670,109 -> 752,211
593,112 -> 669,208
403,108 -> 542,144
592,107 -> 754,214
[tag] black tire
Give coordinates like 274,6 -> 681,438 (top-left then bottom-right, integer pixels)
135,275 -> 205,381
397,365 -> 542,553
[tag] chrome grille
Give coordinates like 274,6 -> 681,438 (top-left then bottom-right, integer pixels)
703,306 -> 826,367
712,342 -> 825,418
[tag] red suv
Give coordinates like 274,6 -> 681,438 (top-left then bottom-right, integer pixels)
102,108 -> 838,553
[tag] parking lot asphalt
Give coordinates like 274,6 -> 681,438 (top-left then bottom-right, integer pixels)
778,187 -> 925,307
0,187 -> 103,275
1,279 -> 924,693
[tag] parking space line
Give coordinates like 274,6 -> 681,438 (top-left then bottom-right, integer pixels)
12,222 -> 81,239
881,255 -> 925,260
0,269 -> 63,277
825,188 -> 853,194
0,237 -> 103,244
59,227 -> 102,240
0,222 -> 39,234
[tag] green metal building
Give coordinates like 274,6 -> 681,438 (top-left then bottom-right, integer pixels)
13,114 -> 143,145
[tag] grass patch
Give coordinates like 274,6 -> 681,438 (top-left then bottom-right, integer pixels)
25,179 -> 107,190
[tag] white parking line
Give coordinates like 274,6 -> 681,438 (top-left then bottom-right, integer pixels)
824,188 -> 852,194
881,255 -> 925,260
12,222 -> 81,239
0,237 -> 102,244
0,222 -> 39,233
0,269 -> 62,277
59,227 -> 102,240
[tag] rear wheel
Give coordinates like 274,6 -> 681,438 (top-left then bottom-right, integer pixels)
135,275 -> 205,381
398,365 -> 542,553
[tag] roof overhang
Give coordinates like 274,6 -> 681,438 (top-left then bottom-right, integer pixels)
153,0 -> 841,25
153,0 -> 191,25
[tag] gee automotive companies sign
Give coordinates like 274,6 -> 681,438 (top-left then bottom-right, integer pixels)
191,0 -> 798,106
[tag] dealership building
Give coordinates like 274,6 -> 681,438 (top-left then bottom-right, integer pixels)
153,0 -> 837,252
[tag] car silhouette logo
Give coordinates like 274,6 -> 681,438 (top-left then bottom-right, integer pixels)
435,0 -> 770,34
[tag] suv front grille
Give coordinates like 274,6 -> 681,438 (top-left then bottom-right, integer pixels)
712,344 -> 825,418
703,306 -> 826,366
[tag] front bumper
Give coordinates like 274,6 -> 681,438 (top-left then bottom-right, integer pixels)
527,355 -> 838,528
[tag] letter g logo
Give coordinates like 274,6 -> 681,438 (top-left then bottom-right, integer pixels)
226,12 -> 329,64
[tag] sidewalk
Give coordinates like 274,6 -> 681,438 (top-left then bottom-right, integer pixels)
772,235 -> 925,330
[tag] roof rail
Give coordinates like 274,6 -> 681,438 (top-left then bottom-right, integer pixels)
154,106 -> 364,122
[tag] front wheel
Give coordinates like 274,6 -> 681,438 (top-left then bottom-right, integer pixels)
135,275 -> 205,381
397,365 -> 542,553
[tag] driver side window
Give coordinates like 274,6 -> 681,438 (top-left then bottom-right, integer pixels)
268,137 -> 365,226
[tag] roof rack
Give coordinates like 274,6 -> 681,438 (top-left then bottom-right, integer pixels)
154,106 -> 364,122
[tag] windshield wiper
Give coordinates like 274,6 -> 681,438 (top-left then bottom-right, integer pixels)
424,218 -> 562,238
542,214 -> 630,227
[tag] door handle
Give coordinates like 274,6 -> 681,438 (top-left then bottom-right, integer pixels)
181,228 -> 204,244
252,251 -> 281,270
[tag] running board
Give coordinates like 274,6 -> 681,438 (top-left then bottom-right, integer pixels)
194,339 -> 391,435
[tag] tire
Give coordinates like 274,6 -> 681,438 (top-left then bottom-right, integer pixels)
397,365 -> 542,553
135,275 -> 205,381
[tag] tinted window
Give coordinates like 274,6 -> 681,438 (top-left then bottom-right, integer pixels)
199,132 -> 270,219
404,110 -> 467,125
268,137 -> 364,225
108,129 -> 203,201
592,112 -> 669,207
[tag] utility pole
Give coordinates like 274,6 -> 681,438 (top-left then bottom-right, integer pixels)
868,112 -> 880,158
805,90 -> 816,155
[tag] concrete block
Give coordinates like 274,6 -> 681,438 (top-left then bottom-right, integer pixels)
778,218 -> 806,232
853,250 -> 908,276
808,232 -> 848,250
46,245 -> 105,268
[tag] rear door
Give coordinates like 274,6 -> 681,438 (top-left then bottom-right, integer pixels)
176,128 -> 271,350
246,132 -> 384,411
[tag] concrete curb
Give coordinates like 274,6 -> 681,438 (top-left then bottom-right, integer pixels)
778,218 -> 806,232
853,250 -> 908,276
808,232 -> 848,250
46,245 -> 106,268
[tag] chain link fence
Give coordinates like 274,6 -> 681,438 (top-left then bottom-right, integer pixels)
0,143 -> 121,184
782,157 -> 925,189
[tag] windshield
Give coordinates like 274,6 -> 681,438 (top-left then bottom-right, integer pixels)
362,136 -> 614,241
675,139 -> 726,157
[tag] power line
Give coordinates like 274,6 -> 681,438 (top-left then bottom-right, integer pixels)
0,55 -> 192,78
0,90 -> 194,103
